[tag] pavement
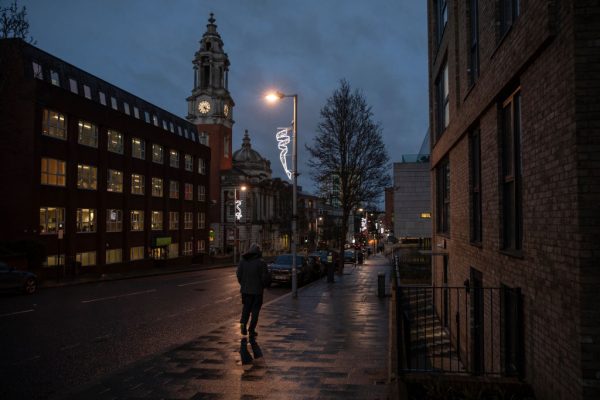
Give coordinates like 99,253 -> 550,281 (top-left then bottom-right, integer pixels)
62,254 -> 393,400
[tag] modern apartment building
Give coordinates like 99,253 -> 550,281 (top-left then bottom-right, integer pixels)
427,1 -> 599,399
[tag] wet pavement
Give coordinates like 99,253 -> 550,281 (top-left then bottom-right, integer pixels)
67,254 -> 392,400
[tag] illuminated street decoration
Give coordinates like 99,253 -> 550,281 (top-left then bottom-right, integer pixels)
276,127 -> 293,180
235,200 -> 243,221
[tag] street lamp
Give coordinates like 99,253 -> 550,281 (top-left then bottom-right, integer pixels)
265,90 -> 299,298
233,185 -> 247,265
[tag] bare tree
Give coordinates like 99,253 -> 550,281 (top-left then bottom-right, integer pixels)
307,79 -> 390,268
0,0 -> 35,42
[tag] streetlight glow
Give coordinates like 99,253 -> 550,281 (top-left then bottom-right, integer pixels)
265,92 -> 284,103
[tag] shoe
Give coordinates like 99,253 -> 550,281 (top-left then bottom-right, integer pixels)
249,330 -> 258,337
240,323 -> 247,335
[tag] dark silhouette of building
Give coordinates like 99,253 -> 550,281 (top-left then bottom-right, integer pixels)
427,1 -> 599,399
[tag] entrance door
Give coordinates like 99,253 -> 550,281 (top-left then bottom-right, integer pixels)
470,268 -> 484,374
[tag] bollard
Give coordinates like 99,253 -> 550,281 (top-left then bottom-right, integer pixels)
378,272 -> 385,297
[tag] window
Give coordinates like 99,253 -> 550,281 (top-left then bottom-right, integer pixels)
76,208 -> 96,232
130,210 -> 144,231
178,126 -> 182,136
46,254 -> 64,267
436,62 -> 450,138
42,109 -> 67,140
224,135 -> 230,158
199,132 -> 209,146
501,0 -> 520,35
106,209 -> 122,232
110,96 -> 118,110
50,70 -> 60,86
83,85 -> 91,99
99,91 -> 106,106
184,183 -> 193,200
123,102 -> 130,115
502,285 -> 523,376
152,115 -> 158,126
168,243 -> 178,258
182,241 -> 193,255
151,211 -> 163,230
152,144 -> 164,164
132,138 -> 145,159
470,129 -> 482,243
469,0 -> 480,86
133,107 -> 140,119
78,120 -> 98,148
198,239 -> 206,252
106,249 -> 122,264
169,122 -> 175,133
184,154 -> 193,171
107,169 -> 123,193
69,78 -> 78,94
169,180 -> 179,199
198,158 -> 206,174
169,150 -> 179,168
107,130 -> 124,154
130,246 -> 144,261
77,164 -> 97,190
144,111 -> 150,123
131,173 -> 145,195
39,207 -> 65,234
32,61 -> 43,79
198,212 -> 205,229
198,185 -> 206,201
501,90 -> 522,251
152,177 -> 163,197
169,212 -> 179,230
184,212 -> 193,229
162,120 -> 168,130
41,158 -> 66,186
436,158 -> 450,234
437,0 -> 448,42
76,251 -> 96,266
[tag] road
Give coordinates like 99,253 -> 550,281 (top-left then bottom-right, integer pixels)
0,267 -> 289,399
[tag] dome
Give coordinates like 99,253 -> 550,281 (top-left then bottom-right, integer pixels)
232,130 -> 272,179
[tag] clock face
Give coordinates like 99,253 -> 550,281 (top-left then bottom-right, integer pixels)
224,104 -> 230,117
198,100 -> 211,114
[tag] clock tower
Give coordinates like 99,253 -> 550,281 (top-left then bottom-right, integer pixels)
188,13 -> 234,233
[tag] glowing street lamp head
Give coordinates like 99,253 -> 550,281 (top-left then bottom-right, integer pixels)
240,185 -> 247,191
265,91 -> 284,103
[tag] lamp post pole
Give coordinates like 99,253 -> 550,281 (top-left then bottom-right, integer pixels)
233,188 -> 237,266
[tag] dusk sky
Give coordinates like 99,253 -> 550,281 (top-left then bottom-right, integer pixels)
20,0 -> 429,198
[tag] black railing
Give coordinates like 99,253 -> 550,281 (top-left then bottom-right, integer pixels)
393,256 -> 523,377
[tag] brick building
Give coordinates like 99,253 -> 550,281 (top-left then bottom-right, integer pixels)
0,39 -> 211,275
427,1 -> 599,399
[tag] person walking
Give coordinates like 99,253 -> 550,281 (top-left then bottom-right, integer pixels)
236,243 -> 269,337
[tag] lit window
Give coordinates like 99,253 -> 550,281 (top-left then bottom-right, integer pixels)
41,158 -> 66,186
132,137 -> 145,159
151,211 -> 163,230
83,85 -> 91,99
45,255 -> 65,267
106,209 -> 123,232
130,210 -> 144,231
99,91 -> 106,106
77,120 -> 98,148
50,70 -> 60,86
420,213 -> 432,219
123,102 -> 130,115
76,251 -> 96,266
131,173 -> 145,195
198,239 -> 206,252
77,164 -> 97,190
111,96 -> 118,110
69,78 -> 78,94
168,242 -> 178,258
152,178 -> 163,197
133,107 -> 140,119
169,211 -> 179,230
182,241 -> 193,255
106,248 -> 122,264
184,154 -> 193,171
198,185 -> 206,201
184,212 -> 193,229
130,246 -> 144,261
42,109 -> 67,140
184,183 -> 193,200
152,144 -> 164,164
170,150 -> 179,168
39,207 -> 65,234
169,180 -> 179,199
107,130 -> 124,154
198,212 -> 205,229
197,158 -> 206,174
76,208 -> 96,232
32,61 -> 43,79
107,169 -> 123,192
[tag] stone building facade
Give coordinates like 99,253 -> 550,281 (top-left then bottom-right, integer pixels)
427,1 -> 600,399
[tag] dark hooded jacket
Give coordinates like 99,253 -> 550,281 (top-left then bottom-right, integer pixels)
236,243 -> 269,295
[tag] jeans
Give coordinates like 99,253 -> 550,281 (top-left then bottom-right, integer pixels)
240,293 -> 263,333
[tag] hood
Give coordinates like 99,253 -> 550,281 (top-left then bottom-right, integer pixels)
242,243 -> 262,260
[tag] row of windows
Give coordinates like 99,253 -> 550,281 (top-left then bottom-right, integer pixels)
41,159 -> 207,200
41,109 -> 208,173
31,62 -> 202,143
44,240 -> 206,267
39,207 -> 206,234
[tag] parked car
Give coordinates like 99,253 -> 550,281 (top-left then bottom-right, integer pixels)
0,262 -> 37,294
267,254 -> 309,286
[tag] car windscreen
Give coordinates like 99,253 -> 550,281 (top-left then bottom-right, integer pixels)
275,255 -> 304,264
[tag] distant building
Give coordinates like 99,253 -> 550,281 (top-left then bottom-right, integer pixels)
0,39 -> 211,275
427,1 -> 599,399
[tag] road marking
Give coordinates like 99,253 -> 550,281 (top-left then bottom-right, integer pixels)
177,277 -> 220,287
81,289 -> 156,304
0,309 -> 35,318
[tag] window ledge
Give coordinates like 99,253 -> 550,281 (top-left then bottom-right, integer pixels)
499,249 -> 523,259
470,241 -> 483,249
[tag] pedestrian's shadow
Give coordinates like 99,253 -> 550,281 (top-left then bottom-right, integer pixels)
239,337 -> 263,365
